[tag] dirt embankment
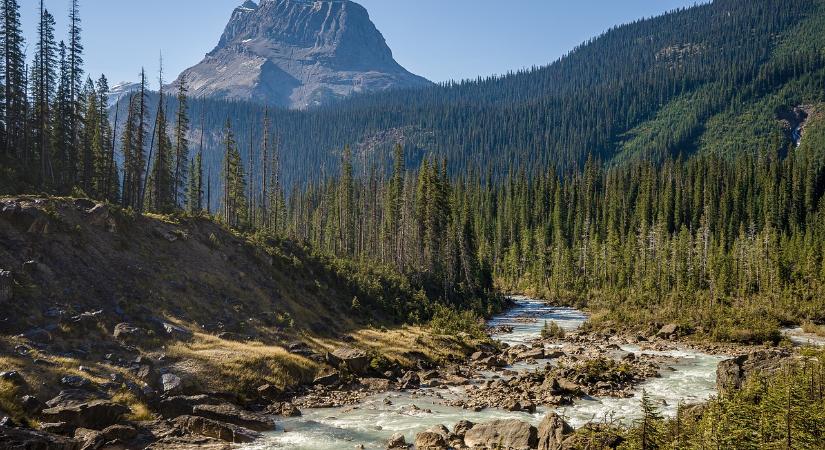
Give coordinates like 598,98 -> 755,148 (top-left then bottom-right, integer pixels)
0,197 -> 480,449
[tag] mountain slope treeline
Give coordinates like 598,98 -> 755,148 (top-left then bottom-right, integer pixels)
110,0 -> 825,203
280,107 -> 825,342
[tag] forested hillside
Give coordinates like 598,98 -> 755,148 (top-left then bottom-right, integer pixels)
107,0 -> 825,202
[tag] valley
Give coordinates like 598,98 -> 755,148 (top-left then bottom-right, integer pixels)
2,0 -> 825,448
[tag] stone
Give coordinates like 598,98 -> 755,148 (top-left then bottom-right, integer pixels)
360,377 -> 390,392
161,373 -> 183,395
413,431 -> 448,450
77,424 -> 138,450
0,270 -> 12,303
274,402 -> 301,417
463,419 -> 538,450
173,415 -> 262,444
656,324 -> 679,339
158,395 -> 222,419
398,371 -> 420,390
0,426 -> 80,450
537,412 -> 573,450
256,383 -> 281,400
46,390 -> 106,408
41,400 -> 129,430
61,376 -> 92,389
313,371 -> 341,386
192,403 -> 275,432
113,323 -> 144,342
327,347 -> 371,375
0,371 -> 24,385
453,420 -> 474,436
717,349 -> 790,396
20,395 -> 45,415
386,432 -> 408,449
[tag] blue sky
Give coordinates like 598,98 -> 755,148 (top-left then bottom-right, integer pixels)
23,0 -> 706,88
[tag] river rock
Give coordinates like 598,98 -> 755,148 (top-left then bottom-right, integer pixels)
327,347 -> 371,374
313,370 -> 341,386
656,324 -> 678,339
453,420 -> 474,436
158,395 -> 222,419
386,432 -> 408,449
398,371 -> 420,390
191,403 -> 275,431
537,412 -> 573,450
257,384 -> 281,400
173,415 -> 261,444
463,419 -> 538,450
41,400 -> 129,430
413,431 -> 448,450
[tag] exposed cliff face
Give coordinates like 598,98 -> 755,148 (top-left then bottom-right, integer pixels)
174,0 -> 430,109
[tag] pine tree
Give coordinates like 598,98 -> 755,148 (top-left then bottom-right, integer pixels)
32,2 -> 57,189
148,87 -> 173,213
172,75 -> 189,207
78,76 -> 96,194
187,150 -> 202,214
221,118 -> 246,228
67,0 -> 83,168
1,0 -> 27,162
95,74 -> 117,202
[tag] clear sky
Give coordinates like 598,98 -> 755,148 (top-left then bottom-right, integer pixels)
22,0 -> 706,88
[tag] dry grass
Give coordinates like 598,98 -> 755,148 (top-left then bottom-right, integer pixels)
165,332 -> 319,396
309,326 -> 479,367
802,322 -> 825,337
112,391 -> 154,421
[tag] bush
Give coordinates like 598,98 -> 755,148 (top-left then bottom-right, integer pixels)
429,304 -> 486,339
541,320 -> 566,339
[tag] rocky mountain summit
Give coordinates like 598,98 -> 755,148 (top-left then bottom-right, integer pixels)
173,0 -> 430,109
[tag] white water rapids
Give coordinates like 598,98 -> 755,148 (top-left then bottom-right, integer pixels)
244,297 -> 724,449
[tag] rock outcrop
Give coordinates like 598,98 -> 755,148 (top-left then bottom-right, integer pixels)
717,349 -> 791,396
174,0 -> 431,109
463,419 -> 538,450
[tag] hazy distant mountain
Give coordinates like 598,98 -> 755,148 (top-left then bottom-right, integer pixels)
172,0 -> 431,109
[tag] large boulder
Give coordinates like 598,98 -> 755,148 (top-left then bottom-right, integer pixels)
537,413 -> 573,450
327,347 -> 371,374
158,395 -> 222,419
191,403 -> 275,432
0,426 -> 80,450
173,415 -> 261,444
656,324 -> 679,339
717,349 -> 790,396
387,432 -> 408,449
41,400 -> 129,430
161,373 -> 184,395
413,431 -> 448,450
0,270 -> 12,303
463,419 -> 538,450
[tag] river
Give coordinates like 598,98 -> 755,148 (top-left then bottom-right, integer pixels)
244,297 -> 724,449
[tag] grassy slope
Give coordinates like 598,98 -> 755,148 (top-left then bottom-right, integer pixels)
0,197 -> 482,423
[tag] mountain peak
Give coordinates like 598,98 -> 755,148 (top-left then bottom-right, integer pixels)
174,0 -> 430,109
